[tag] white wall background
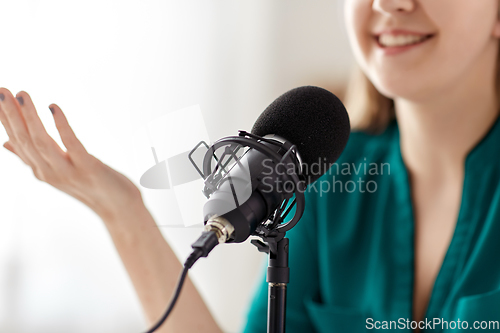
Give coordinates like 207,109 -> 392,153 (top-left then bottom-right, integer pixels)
0,1 -> 353,332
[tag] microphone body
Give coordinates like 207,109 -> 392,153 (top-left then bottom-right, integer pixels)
203,138 -> 301,243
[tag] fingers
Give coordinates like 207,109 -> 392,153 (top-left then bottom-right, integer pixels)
0,88 -> 92,183
0,88 -> 43,168
48,103 -> 89,161
0,88 -> 77,183
15,91 -> 70,167
0,92 -> 31,164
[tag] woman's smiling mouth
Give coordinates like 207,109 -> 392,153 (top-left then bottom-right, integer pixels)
374,30 -> 435,55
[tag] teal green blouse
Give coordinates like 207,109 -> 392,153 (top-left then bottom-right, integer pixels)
243,117 -> 500,333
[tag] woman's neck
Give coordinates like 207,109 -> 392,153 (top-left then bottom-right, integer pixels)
395,58 -> 499,178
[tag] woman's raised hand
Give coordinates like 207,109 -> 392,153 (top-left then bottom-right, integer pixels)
0,87 -> 224,333
0,88 -> 142,221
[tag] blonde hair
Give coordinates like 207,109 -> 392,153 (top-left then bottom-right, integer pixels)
343,43 -> 500,134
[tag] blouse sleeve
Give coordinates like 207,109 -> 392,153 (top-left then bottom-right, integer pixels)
242,189 -> 320,333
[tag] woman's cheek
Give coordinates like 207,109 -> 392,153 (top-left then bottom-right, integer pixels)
344,0 -> 373,68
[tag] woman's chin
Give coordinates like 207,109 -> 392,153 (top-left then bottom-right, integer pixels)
372,79 -> 431,102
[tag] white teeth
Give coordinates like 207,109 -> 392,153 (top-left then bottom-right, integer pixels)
378,34 -> 428,47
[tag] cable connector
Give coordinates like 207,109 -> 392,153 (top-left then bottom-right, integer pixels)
184,231 -> 217,269
185,216 -> 235,269
204,215 -> 235,243
192,231 -> 219,256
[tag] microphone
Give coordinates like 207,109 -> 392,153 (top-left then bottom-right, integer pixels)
191,86 -> 350,261
144,86 -> 350,333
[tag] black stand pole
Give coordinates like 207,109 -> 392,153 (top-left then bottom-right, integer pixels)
251,234 -> 290,333
266,237 -> 289,333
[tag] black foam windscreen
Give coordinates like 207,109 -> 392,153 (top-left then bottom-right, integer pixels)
251,86 -> 350,184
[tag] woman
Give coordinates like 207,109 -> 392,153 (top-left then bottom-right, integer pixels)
1,0 -> 500,332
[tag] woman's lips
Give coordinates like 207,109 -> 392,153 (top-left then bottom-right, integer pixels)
374,33 -> 435,56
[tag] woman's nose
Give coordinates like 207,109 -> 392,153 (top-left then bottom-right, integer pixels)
372,0 -> 416,15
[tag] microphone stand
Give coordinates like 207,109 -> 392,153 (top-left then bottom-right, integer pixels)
252,231 -> 289,333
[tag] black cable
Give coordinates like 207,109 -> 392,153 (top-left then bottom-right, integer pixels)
143,265 -> 190,333
143,231 -> 219,333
